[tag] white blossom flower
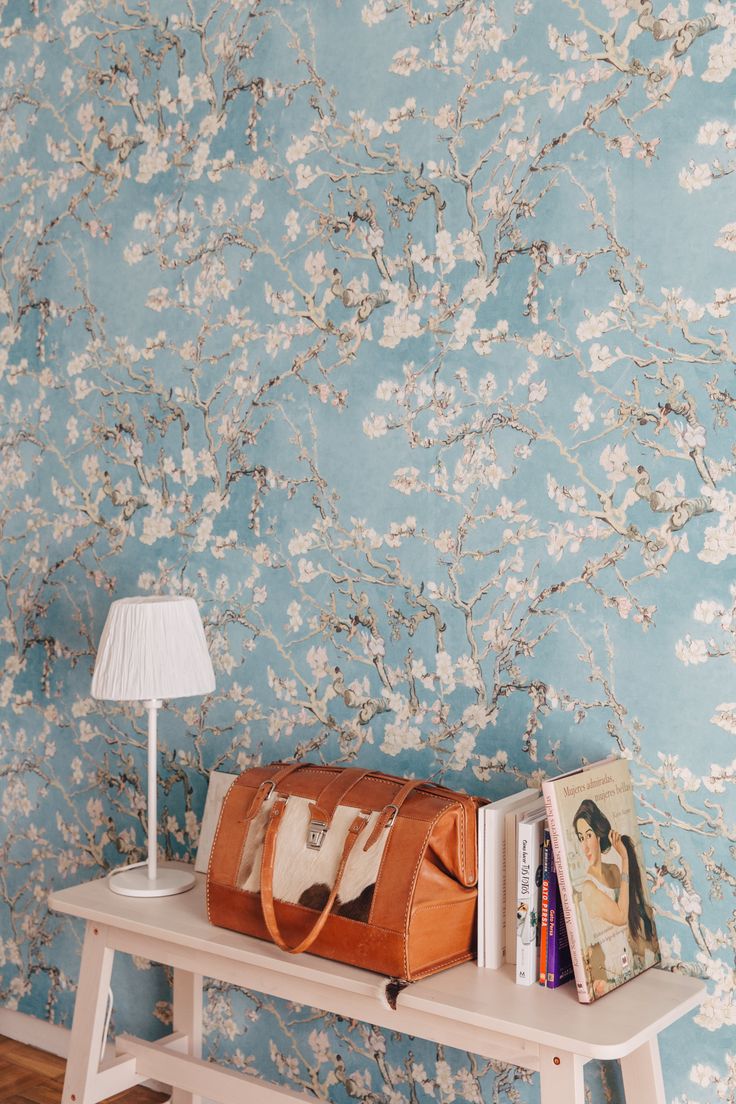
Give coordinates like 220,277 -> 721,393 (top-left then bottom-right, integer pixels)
390,467 -> 421,495
434,104 -> 456,128
136,146 -> 168,184
298,558 -> 318,583
528,379 -> 547,403
576,310 -> 615,341
286,601 -> 302,632
287,532 -> 311,557
699,517 -> 736,563
140,515 -> 173,544
308,1030 -> 331,1065
599,443 -> 628,483
716,222 -> 736,251
363,413 -> 388,438
306,646 -> 329,681
381,721 -> 423,755
674,636 -> 709,665
447,730 -> 476,770
362,0 -> 387,24
435,229 -> 455,269
284,210 -> 300,242
706,286 -> 736,316
588,343 -> 615,372
697,120 -> 730,145
678,161 -> 713,192
304,250 -> 328,284
573,394 -> 594,431
285,135 -> 315,163
711,704 -> 736,734
462,703 -> 488,729
689,1064 -> 718,1087
436,651 -> 455,690
390,46 -> 422,75
451,308 -> 476,349
379,310 -> 422,349
703,33 -> 736,83
693,600 -> 723,623
295,163 -> 318,190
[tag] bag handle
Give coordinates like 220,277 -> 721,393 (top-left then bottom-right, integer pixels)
240,761 -> 305,826
259,797 -> 368,955
362,776 -> 426,850
308,766 -> 373,830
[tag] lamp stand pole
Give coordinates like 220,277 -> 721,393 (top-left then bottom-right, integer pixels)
147,698 -> 160,885
107,699 -> 196,898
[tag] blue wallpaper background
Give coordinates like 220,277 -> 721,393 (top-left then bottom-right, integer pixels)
1,0 -> 735,1100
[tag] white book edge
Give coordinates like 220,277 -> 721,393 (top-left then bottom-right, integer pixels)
504,793 -> 544,965
483,806 -> 501,969
482,789 -> 540,969
542,779 -> 591,1003
515,809 -> 546,985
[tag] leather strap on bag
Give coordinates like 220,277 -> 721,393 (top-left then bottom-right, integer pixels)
259,797 -> 369,954
308,766 -> 373,828
241,761 -> 305,825
363,776 -> 426,851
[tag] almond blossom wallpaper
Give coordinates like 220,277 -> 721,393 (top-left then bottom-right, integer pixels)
1,0 -> 735,1100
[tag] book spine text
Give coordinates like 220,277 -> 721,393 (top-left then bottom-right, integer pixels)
538,830 -> 551,985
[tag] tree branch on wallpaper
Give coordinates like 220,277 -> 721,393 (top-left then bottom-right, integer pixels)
2,0 -> 736,1098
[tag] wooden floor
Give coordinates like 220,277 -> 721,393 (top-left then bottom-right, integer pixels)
0,1037 -> 168,1104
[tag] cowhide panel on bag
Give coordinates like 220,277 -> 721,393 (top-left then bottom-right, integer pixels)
236,795 -> 388,923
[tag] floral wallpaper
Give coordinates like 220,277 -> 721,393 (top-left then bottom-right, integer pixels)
1,0 -> 735,1100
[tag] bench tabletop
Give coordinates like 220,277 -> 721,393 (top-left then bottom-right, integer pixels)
49,871 -> 704,1062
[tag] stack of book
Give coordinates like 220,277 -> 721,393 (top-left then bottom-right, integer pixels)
476,756 -> 660,1002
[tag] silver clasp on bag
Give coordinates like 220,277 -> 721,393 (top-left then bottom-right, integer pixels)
307,819 -> 328,850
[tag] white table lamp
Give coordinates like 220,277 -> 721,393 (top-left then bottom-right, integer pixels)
91,595 -> 215,898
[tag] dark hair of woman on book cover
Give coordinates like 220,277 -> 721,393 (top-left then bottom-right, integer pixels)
573,798 -> 659,997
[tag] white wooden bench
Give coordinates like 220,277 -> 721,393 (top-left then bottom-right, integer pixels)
49,871 -> 704,1104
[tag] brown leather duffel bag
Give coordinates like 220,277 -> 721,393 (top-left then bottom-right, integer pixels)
207,762 -> 481,980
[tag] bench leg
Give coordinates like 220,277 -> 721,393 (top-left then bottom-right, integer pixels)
620,1038 -> 665,1104
62,922 -> 115,1104
539,1046 -> 586,1104
172,968 -> 203,1104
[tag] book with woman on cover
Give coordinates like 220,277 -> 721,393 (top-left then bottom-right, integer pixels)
542,756 -> 660,1003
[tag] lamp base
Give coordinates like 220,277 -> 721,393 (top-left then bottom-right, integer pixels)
108,864 -> 196,898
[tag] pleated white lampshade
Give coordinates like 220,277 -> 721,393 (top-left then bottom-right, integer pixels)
91,595 -> 215,702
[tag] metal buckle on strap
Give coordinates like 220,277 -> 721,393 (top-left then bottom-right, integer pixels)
384,804 -> 398,828
307,819 -> 328,850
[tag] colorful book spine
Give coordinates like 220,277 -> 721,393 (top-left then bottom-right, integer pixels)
538,830 -> 552,985
542,781 -> 589,1002
545,843 -> 573,988
515,810 -> 545,985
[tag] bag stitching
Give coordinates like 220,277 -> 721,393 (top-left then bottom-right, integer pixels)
408,950 -> 473,980
213,886 -> 403,935
238,767 -> 473,806
400,803 -> 453,979
206,776 -> 239,921
208,882 -> 473,980
368,793 -> 453,927
411,900 -> 475,913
